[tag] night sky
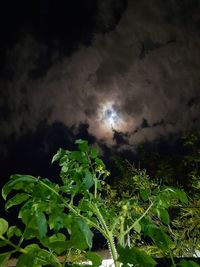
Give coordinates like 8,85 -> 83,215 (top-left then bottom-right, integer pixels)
0,0 -> 200,189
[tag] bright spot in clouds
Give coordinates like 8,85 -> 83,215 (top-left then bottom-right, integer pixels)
104,107 -> 118,126
99,101 -> 124,132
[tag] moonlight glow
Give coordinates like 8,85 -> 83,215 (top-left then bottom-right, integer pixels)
99,102 -> 124,131
104,108 -> 118,126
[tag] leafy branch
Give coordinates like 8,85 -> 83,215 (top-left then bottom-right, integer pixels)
0,139 -> 199,267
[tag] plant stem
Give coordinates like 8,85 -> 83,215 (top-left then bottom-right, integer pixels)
0,235 -> 62,267
169,250 -> 176,266
124,202 -> 154,236
86,151 -> 98,199
94,176 -> 98,199
39,180 -> 120,266
0,235 -> 27,254
92,204 -> 119,267
119,216 -> 124,246
38,180 -> 109,239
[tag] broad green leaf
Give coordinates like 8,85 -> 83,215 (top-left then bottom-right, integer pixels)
0,253 -> 11,267
156,208 -> 170,225
75,139 -> 89,152
24,244 -> 60,266
70,221 -> 89,250
49,233 -> 66,242
77,218 -> 93,249
49,212 -> 64,232
158,195 -> 170,208
48,240 -> 69,255
69,151 -> 87,163
35,211 -> 47,238
2,175 -> 36,200
7,226 -> 22,239
16,254 -> 39,267
18,200 -> 34,225
85,252 -> 102,267
5,193 -> 30,210
48,234 -> 69,254
142,219 -> 173,250
33,179 -> 59,201
133,221 -> 141,233
79,199 -> 92,213
36,249 -> 60,266
141,218 -> 157,233
175,189 -> 188,204
24,243 -> 40,252
0,218 -> 8,235
140,188 -> 150,202
148,227 -> 173,250
90,148 -> 98,159
83,170 -> 94,189
117,246 -> 156,267
178,260 -> 200,267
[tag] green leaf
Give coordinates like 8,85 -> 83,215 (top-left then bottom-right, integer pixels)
178,260 -> 200,267
156,208 -> 170,225
117,246 -> 156,267
79,199 -> 92,213
51,148 -> 65,163
140,188 -> 150,202
90,148 -> 98,159
48,234 -> 69,254
61,164 -> 68,173
24,244 -> 60,266
49,240 -> 69,255
18,200 -> 34,225
158,195 -> 170,208
7,226 -> 22,239
69,151 -> 87,163
35,211 -> 47,238
83,170 -> 94,189
5,193 -> 30,210
24,243 -> 40,252
85,252 -> 102,267
16,254 -> 39,267
175,189 -> 188,204
0,218 -> 8,236
133,221 -> 141,233
147,227 -> 173,250
70,220 -> 93,250
49,212 -> 64,232
75,139 -> 89,152
2,175 -> 36,200
77,218 -> 93,249
0,253 -> 11,267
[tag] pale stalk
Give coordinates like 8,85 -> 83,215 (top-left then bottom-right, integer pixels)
124,202 -> 154,236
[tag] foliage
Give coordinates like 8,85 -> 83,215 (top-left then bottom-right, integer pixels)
113,132 -> 200,259
136,131 -> 200,188
170,173 -> 200,257
0,139 -> 199,267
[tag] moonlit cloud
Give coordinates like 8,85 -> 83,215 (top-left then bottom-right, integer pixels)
1,0 -> 200,150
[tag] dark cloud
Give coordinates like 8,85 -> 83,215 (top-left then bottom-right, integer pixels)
0,0 -> 200,152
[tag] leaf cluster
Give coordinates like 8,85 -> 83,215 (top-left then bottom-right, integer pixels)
0,139 -> 199,267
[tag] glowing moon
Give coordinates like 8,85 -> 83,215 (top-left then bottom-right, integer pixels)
103,107 -> 118,126
99,101 -> 123,131
89,100 -> 132,143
